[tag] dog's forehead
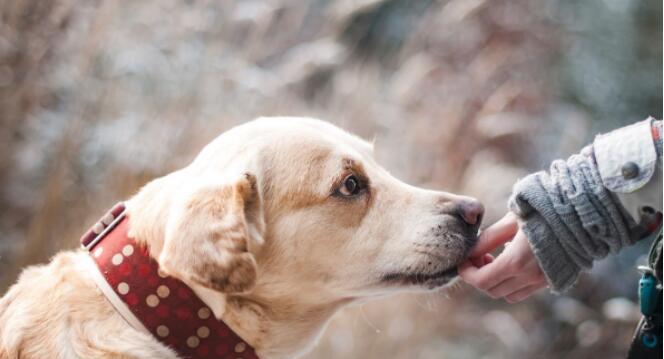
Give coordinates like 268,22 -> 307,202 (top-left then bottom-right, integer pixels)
193,117 -> 375,186
258,118 -> 373,174
228,117 -> 375,169
200,117 -> 371,157
255,117 -> 373,155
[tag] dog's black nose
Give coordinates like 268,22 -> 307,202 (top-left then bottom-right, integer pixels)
455,199 -> 484,227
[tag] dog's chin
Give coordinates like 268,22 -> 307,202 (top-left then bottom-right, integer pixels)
381,266 -> 459,290
379,227 -> 477,290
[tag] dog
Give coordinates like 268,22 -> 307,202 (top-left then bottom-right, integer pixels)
0,117 -> 483,359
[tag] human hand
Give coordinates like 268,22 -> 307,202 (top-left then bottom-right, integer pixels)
459,212 -> 548,303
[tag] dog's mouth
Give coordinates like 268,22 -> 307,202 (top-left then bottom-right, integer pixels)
381,266 -> 459,289
379,223 -> 478,290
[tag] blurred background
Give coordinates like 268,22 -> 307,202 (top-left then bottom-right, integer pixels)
0,0 -> 661,358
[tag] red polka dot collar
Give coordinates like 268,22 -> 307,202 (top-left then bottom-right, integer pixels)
81,202 -> 258,359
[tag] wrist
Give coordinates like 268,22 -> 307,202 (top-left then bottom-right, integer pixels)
518,213 -> 581,293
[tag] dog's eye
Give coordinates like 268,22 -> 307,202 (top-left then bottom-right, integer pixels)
339,175 -> 362,196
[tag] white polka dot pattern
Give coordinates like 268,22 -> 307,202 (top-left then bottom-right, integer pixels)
92,222 -> 104,235
79,202 -> 126,249
197,326 -> 210,338
156,285 -> 170,298
117,282 -> 129,295
156,325 -> 169,338
111,253 -> 123,265
101,213 -> 115,226
198,307 -> 211,320
122,244 -> 134,256
146,294 -> 159,307
187,336 -> 200,348
86,204 -> 258,359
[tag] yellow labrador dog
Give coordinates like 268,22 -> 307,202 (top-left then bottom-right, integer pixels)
0,117 -> 483,359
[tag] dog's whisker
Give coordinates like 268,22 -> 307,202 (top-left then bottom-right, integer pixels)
359,305 -> 381,334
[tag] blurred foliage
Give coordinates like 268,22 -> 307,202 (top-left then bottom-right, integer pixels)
340,0 -> 435,65
0,0 -> 660,358
554,0 -> 662,132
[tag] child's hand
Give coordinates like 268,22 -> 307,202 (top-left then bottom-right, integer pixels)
459,213 -> 548,303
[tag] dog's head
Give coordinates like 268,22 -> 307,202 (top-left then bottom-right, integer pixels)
141,117 -> 482,301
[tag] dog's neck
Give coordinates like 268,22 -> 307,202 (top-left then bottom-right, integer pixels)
192,284 -> 349,358
126,176 -> 350,358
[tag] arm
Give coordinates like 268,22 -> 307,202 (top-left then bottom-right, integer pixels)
461,118 -> 662,299
515,118 -> 662,292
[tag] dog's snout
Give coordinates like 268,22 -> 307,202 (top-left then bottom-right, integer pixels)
455,199 -> 484,227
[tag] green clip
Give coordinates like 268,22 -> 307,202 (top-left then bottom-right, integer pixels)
639,271 -> 659,317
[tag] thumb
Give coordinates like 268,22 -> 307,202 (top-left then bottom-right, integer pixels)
469,212 -> 519,257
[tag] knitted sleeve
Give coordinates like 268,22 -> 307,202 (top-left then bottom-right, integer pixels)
509,118 -> 662,292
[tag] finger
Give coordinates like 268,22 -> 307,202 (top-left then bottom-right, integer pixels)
458,259 -> 482,284
504,283 -> 546,303
459,256 -> 512,290
486,277 -> 533,299
469,253 -> 495,267
469,212 -> 519,257
458,260 -> 476,277
470,257 -> 483,267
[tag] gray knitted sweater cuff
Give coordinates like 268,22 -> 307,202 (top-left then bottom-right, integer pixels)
508,150 -> 638,292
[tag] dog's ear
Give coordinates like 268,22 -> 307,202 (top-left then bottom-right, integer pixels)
159,173 -> 264,294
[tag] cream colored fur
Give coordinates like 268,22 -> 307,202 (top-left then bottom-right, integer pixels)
0,118 -> 479,359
